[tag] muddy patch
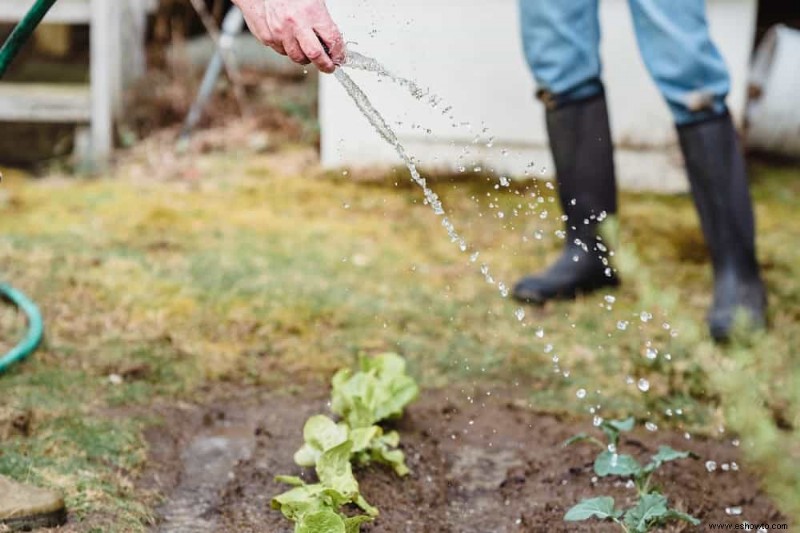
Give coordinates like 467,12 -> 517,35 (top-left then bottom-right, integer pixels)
141,388 -> 784,532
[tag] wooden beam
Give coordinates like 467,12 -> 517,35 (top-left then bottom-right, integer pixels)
0,83 -> 90,122
0,0 -> 91,24
89,0 -> 113,167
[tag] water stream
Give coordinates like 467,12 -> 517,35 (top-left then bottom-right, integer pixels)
334,66 -> 514,302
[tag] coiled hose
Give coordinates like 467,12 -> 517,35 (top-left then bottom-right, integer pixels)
0,284 -> 44,374
0,0 -> 56,372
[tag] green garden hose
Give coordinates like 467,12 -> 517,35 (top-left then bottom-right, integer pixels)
0,0 -> 59,78
0,0 -> 55,372
0,284 -> 44,374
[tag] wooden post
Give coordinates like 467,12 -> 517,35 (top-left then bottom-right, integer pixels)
89,0 -> 113,169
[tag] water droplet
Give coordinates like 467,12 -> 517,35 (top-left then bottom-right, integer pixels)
604,295 -> 616,304
617,321 -> 629,331
593,415 -> 603,427
705,460 -> 718,472
576,388 -> 587,399
725,506 -> 742,516
535,328 -> 545,339
498,282 -> 509,297
645,421 -> 658,432
640,311 -> 653,322
637,379 -> 650,392
515,308 -> 525,321
533,230 -> 544,240
645,348 -> 658,361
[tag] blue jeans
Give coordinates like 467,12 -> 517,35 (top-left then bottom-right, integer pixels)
519,0 -> 730,125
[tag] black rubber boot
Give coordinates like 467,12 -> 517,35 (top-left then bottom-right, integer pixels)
677,112 -> 767,341
513,93 -> 619,304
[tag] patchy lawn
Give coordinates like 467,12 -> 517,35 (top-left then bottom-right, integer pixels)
0,146 -> 798,529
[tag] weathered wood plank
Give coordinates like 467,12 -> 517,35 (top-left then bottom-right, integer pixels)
0,83 -> 90,122
0,0 -> 91,24
89,0 -> 113,166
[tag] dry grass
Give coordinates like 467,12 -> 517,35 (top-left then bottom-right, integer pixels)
0,146 -> 798,528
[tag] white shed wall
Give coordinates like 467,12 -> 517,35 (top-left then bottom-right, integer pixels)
320,0 -> 757,192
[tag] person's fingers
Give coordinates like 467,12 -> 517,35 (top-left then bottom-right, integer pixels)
239,1 -> 275,49
314,22 -> 345,65
283,37 -> 309,65
269,40 -> 287,56
297,28 -> 335,73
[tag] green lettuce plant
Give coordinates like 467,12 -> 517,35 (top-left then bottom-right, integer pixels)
564,417 -> 700,532
329,352 -> 418,475
273,353 -> 418,532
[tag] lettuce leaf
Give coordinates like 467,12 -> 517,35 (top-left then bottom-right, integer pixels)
294,415 -> 350,467
331,353 -> 419,429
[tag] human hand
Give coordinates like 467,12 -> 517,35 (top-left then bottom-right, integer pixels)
234,0 -> 345,73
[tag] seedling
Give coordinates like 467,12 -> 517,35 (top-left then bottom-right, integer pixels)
273,353 -> 419,532
329,352 -> 418,474
563,417 -> 700,532
271,440 -> 376,532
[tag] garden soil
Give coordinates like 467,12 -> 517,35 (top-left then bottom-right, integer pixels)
141,387 -> 784,532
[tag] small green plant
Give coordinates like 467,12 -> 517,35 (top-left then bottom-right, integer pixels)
564,417 -> 700,532
273,353 -> 419,532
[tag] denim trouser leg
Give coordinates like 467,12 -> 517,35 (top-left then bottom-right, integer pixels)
519,0 -> 731,124
518,0 -> 605,107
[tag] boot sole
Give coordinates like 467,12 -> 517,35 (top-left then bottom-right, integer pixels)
512,277 -> 620,306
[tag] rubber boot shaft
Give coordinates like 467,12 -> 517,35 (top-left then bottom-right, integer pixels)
513,93 -> 619,304
678,112 -> 767,340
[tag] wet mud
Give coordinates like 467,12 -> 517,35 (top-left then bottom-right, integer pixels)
142,388 -> 784,532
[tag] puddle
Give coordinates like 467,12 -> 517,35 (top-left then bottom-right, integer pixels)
157,425 -> 255,532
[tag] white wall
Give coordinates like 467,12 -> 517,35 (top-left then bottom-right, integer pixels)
320,0 -> 757,192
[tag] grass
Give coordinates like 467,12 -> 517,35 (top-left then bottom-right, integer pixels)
0,150 -> 798,529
